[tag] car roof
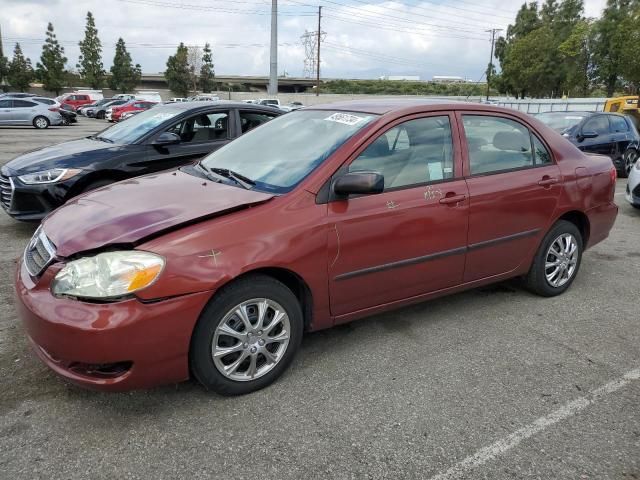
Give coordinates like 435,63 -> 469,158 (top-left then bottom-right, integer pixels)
306,98 -> 508,115
156,100 -> 282,112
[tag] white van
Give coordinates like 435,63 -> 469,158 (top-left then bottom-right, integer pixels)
135,91 -> 163,103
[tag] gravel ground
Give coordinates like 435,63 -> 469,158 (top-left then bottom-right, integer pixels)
0,119 -> 638,480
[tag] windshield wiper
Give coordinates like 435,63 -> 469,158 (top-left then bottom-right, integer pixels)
198,165 -> 255,190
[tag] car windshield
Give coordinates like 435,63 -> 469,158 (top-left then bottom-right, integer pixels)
95,106 -> 179,144
536,113 -> 586,132
199,110 -> 377,194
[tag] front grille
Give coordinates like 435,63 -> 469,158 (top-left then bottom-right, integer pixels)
24,227 -> 56,276
0,174 -> 13,210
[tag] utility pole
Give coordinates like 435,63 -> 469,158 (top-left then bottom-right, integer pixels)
268,0 -> 278,96
485,28 -> 501,102
316,6 -> 322,97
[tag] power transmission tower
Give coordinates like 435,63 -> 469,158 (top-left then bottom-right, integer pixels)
300,8 -> 325,94
485,28 -> 502,101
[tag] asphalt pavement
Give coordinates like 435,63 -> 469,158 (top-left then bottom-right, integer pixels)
0,119 -> 638,480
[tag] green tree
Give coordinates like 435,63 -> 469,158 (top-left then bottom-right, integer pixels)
559,19 -> 593,96
109,38 -> 141,92
165,43 -> 190,97
36,23 -> 67,95
8,43 -> 34,92
619,4 -> 640,91
590,0 -> 632,97
495,0 -> 587,98
200,43 -> 215,93
77,11 -> 104,88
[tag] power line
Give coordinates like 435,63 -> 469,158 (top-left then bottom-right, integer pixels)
284,0 -> 509,32
321,14 -> 487,41
115,0 -> 316,15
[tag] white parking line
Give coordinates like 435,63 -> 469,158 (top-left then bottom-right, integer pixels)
428,367 -> 640,480
615,192 -> 626,197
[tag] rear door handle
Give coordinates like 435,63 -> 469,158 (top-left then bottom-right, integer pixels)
439,194 -> 466,205
538,177 -> 559,187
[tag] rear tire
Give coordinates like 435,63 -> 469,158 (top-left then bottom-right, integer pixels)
525,220 -> 583,297
33,116 -> 50,129
61,116 -> 70,126
97,111 -> 105,119
190,274 -> 303,395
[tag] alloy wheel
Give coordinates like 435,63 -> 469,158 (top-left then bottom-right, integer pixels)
545,233 -> 579,288
624,149 -> 638,176
35,117 -> 48,129
212,298 -> 291,382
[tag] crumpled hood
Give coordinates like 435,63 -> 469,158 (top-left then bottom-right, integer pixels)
4,138 -> 122,174
43,169 -> 274,257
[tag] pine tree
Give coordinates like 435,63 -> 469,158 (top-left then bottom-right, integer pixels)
200,43 -> 215,93
8,43 -> 34,92
77,11 -> 104,88
109,38 -> 141,92
36,23 -> 67,95
165,43 -> 191,97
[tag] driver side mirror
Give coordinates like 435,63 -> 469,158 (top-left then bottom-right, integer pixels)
152,132 -> 181,146
332,171 -> 384,196
578,130 -> 598,142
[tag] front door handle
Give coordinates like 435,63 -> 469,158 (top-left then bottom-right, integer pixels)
538,177 -> 559,187
439,193 -> 466,205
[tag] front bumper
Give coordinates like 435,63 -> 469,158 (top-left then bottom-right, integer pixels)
626,168 -> 640,206
15,259 -> 212,391
0,174 -> 79,221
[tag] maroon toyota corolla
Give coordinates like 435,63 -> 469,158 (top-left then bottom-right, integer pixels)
15,100 -> 618,395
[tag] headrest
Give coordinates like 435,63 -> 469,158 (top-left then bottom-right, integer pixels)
493,131 -> 530,152
198,115 -> 211,126
364,135 -> 390,157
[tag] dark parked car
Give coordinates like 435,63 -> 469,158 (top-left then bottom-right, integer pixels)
85,99 -> 129,119
0,101 -> 281,220
536,111 -> 640,177
14,100 -> 617,394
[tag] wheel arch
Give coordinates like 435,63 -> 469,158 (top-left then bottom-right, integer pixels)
66,170 -> 130,199
233,267 -> 314,331
555,210 -> 590,246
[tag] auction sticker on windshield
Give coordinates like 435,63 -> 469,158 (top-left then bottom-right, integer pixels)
324,112 -> 369,126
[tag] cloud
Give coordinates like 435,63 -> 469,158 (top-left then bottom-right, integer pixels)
0,0 -> 608,80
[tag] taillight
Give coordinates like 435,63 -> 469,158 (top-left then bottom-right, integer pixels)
610,165 -> 617,185
48,107 -> 59,112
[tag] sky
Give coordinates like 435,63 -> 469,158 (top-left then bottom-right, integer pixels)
0,0 -> 608,81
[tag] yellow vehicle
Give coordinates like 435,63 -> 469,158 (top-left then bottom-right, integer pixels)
604,96 -> 640,128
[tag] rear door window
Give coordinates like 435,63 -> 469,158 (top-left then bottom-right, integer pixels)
609,115 -> 629,133
239,110 -> 278,134
462,115 -> 534,175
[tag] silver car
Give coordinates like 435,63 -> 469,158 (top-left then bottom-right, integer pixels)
626,160 -> 640,209
0,97 -> 63,129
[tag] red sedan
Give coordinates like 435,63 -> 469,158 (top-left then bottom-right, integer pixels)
15,100 -> 618,394
109,100 -> 157,122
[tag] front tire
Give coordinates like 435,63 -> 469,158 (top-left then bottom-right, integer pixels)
190,274 -> 303,395
33,116 -> 50,129
525,220 -> 583,297
97,111 -> 105,119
